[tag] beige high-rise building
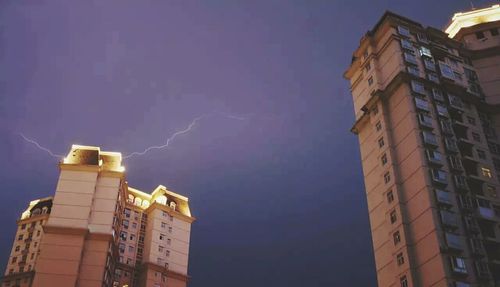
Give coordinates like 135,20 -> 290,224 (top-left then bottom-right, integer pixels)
345,4 -> 500,287
0,145 -> 195,287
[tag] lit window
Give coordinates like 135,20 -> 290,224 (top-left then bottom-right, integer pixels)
481,167 -> 492,178
390,210 -> 397,223
397,252 -> 405,265
393,231 -> 401,245
450,257 -> 467,273
419,46 -> 432,57
400,276 -> 408,287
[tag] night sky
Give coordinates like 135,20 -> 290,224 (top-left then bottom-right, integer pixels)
0,1 -> 493,286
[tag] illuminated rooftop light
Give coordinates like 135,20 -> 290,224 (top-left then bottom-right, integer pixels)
445,4 -> 500,38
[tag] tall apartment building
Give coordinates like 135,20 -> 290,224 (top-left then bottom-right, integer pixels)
1,145 -> 195,287
344,4 -> 500,287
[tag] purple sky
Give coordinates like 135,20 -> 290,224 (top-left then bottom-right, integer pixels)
0,1 -> 489,286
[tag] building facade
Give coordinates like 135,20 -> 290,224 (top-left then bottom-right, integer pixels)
345,5 -> 500,287
1,145 -> 195,287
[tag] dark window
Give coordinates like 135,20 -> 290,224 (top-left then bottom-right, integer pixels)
368,76 -> 374,86
384,172 -> 391,184
397,253 -> 405,265
477,149 -> 486,160
400,276 -> 408,287
376,121 -> 382,131
387,190 -> 394,203
472,132 -> 481,142
476,31 -> 485,39
378,137 -> 385,148
491,28 -> 499,36
381,154 -> 388,165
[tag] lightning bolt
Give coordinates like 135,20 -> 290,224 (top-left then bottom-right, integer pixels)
123,112 -> 249,159
19,133 -> 64,158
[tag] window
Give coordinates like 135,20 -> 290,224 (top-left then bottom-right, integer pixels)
450,257 -> 467,273
161,222 -> 167,228
417,33 -> 428,43
431,169 -> 447,183
387,190 -> 394,203
390,210 -> 397,223
393,231 -> 401,245
411,80 -> 426,95
488,141 -> 500,155
169,215 -> 174,222
472,132 -> 481,142
159,234 -> 165,240
407,65 -> 420,77
424,59 -> 436,71
491,28 -> 499,36
368,76 -> 374,86
128,245 -> 134,253
481,167 -> 492,178
378,137 -> 385,148
439,62 -> 454,80
372,106 -> 378,115
166,250 -> 170,257
401,39 -> 413,50
159,245 -> 164,252
15,246 -> 20,252
475,31 -> 485,39
454,72 -> 462,81
436,189 -> 452,204
422,131 -> 437,145
381,153 -> 388,165
365,62 -> 371,72
162,211 -> 168,217
36,230 -> 40,236
445,232 -> 462,249
436,104 -> 448,117
11,257 -> 17,263
477,149 -> 486,160
129,234 -> 135,241
400,276 -> 408,287
132,222 -> 137,229
432,89 -> 444,101
17,235 -> 23,241
21,224 -> 26,230
397,253 -> 405,265
30,253 -> 34,260
124,208 -> 131,218
398,26 -> 410,36
384,172 -> 391,184
168,227 -> 173,233
167,238 -> 171,245
404,52 -> 417,64
375,121 -> 382,131
122,220 -> 129,229
120,231 -> 127,241
427,73 -> 439,83
420,46 -> 432,57
415,98 -> 430,111
119,243 -> 125,254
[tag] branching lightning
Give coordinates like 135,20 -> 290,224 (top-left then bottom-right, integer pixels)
19,133 -> 64,158
123,112 -> 249,159
18,112 -> 249,161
